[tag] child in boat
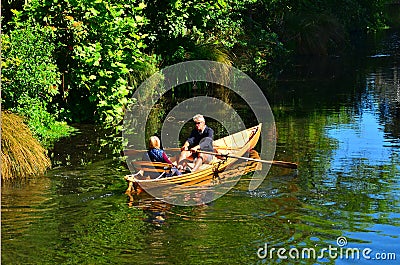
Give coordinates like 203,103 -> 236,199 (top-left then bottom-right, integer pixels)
145,136 -> 173,163
144,136 -> 181,176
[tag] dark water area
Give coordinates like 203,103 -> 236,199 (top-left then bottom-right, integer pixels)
2,30 -> 400,264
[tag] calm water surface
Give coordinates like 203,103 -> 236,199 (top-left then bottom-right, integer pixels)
2,31 -> 399,264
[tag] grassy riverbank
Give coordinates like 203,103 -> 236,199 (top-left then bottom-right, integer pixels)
1,111 -> 51,180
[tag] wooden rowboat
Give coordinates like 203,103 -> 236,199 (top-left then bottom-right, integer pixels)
125,150 -> 263,206
124,124 -> 262,193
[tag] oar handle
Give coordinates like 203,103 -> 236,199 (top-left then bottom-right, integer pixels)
123,148 -> 181,156
195,150 -> 298,169
123,145 -> 236,156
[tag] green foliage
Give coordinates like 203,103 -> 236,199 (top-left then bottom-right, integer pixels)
384,2 -> 400,27
1,21 -> 73,147
1,21 -> 60,109
144,0 -> 256,63
23,0 -> 158,127
140,0 -> 287,77
323,0 -> 387,31
283,12 -> 346,55
275,0 -> 387,54
235,29 -> 287,77
16,97 -> 75,148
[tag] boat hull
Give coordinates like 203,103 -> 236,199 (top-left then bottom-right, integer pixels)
125,124 -> 262,192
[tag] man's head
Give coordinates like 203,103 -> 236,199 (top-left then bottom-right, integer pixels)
193,114 -> 206,132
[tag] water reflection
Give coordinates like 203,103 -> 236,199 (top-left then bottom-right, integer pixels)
1,177 -> 52,239
327,110 -> 394,168
368,69 -> 400,140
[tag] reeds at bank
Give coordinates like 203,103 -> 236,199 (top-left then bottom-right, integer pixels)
1,111 -> 51,180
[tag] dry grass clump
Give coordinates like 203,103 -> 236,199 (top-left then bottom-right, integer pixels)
1,111 -> 51,180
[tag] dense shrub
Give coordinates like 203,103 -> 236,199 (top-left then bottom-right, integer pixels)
142,0 -> 287,76
23,0 -> 158,127
1,21 -> 73,147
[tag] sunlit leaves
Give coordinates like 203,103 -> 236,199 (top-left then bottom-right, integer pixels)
0,22 -> 74,146
20,0 -> 158,127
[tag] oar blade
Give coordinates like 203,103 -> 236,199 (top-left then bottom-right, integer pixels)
271,160 -> 298,169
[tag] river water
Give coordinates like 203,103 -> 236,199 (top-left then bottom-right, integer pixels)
2,30 -> 399,264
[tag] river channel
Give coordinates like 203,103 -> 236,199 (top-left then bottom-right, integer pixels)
2,30 -> 399,264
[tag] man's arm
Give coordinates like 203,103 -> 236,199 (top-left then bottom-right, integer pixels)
204,127 -> 214,139
181,141 -> 190,151
185,129 -> 197,148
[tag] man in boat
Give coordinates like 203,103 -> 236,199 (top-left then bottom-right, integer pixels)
177,114 -> 214,172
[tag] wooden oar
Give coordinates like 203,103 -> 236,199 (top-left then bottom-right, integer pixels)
123,148 -> 181,156
195,150 -> 298,169
123,145 -> 239,156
